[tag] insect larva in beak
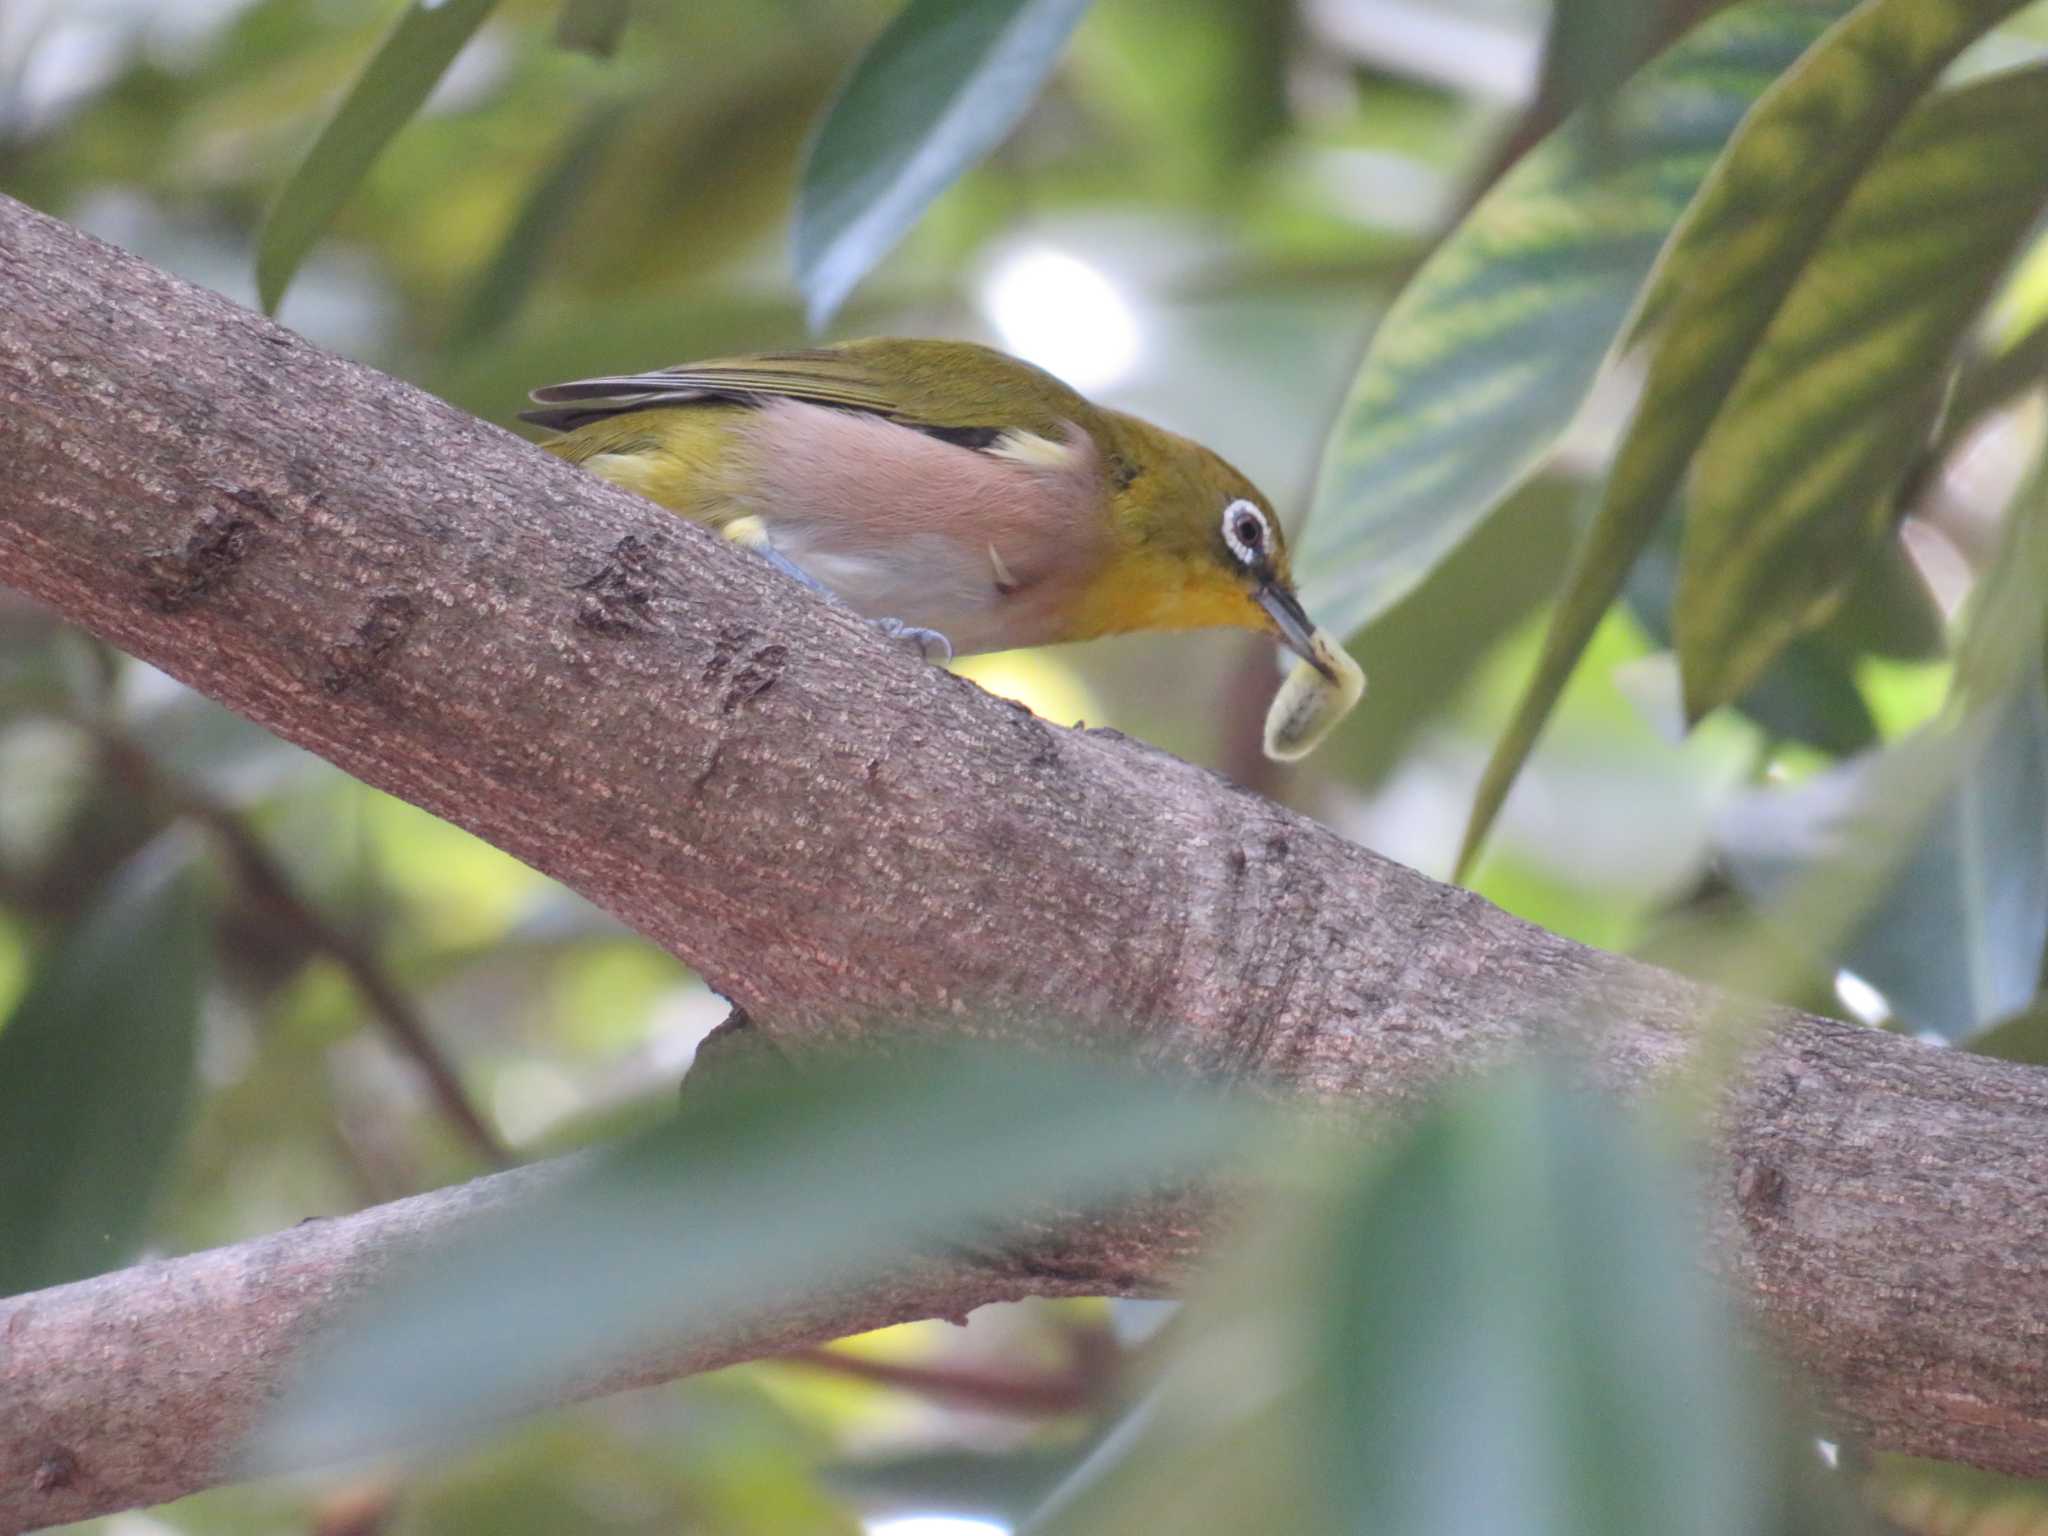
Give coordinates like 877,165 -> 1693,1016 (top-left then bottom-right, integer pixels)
1263,630 -> 1365,762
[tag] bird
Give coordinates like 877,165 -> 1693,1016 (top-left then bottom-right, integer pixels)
522,337 -> 1342,686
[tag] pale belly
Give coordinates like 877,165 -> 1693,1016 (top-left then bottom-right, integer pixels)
762,521 -> 1034,656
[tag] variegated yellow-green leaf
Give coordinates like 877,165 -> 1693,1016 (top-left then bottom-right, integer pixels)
1677,64 -> 2048,717
1456,0 -> 2032,881
1297,0 -> 1850,644
257,0 -> 501,314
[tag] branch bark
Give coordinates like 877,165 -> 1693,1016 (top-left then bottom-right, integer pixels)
3,191 -> 2047,1525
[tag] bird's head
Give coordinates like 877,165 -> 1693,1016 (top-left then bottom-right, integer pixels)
1085,422 -> 1336,682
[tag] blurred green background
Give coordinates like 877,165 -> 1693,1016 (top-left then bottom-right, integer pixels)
8,0 -> 2048,1531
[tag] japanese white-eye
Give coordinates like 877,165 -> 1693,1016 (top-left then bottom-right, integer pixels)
524,338 -> 1364,758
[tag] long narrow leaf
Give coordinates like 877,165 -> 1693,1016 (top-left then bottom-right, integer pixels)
256,0 -> 501,314
255,1042 -> 1249,1468
0,846 -> 207,1296
1677,64 -> 2048,715
1717,671 -> 2048,1041
1312,1071 -> 1841,1536
1299,0 -> 1849,643
1457,0 -> 2031,879
793,0 -> 1093,330
451,100 -> 627,349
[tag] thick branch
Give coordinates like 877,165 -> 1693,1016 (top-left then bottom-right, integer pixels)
3,191 -> 2047,1524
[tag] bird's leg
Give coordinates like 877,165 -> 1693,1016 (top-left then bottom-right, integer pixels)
724,518 -> 953,663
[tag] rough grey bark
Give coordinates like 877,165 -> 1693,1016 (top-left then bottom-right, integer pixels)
2,191 -> 2047,1525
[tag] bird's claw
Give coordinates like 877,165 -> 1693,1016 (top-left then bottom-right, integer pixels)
872,618 -> 953,663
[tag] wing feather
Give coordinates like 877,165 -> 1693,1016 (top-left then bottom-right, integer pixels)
520,340 -> 1095,440
523,350 -> 900,430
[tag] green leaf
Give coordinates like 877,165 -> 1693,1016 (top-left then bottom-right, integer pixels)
256,1042 -> 1249,1468
450,100 -> 627,349
1298,0 -> 1851,643
1869,1454 -> 2048,1536
1311,1068 -> 1859,1536
1625,508 -> 1878,755
554,0 -> 629,57
1952,434 -> 2048,708
1718,672 -> 2048,1041
1026,1069 -> 1871,1536
1457,0 -> 2031,879
793,0 -> 1093,329
1534,0 -> 1669,141
0,845 -> 208,1296
256,0 -> 502,314
1676,64 -> 2048,717
1969,998 -> 2048,1066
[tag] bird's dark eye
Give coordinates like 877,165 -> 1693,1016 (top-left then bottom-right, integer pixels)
1222,498 -> 1269,564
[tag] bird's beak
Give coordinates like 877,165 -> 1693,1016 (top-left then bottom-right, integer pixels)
1256,581 -> 1337,682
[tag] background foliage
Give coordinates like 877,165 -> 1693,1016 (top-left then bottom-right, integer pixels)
7,0 -> 2048,1531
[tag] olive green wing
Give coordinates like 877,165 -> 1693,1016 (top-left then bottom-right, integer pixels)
521,338 -> 1090,441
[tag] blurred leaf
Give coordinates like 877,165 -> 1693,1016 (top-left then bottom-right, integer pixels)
1310,1068 -> 1864,1536
1457,0 -> 2031,878
450,99 -> 628,348
0,843 -> 207,1295
403,1392 -> 860,1536
1968,997 -> 2048,1066
1534,0 -> 1668,140
555,0 -> 629,58
1955,458 -> 2048,707
1676,64 -> 2048,717
1024,1377 -> 1318,1534
1718,673 -> 2048,1040
1626,508 -> 1877,755
1299,0 -> 1849,643
1030,1068 -> 1868,1536
1822,535 -> 1948,662
258,1042 -> 1249,1466
1630,888 -> 1844,1020
793,0 -> 1094,328
257,0 -> 502,314
1940,309 -> 2048,462
1870,1454 -> 2048,1536
1331,473 -> 1581,787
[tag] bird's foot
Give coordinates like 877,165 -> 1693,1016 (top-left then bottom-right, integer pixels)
871,618 -> 953,663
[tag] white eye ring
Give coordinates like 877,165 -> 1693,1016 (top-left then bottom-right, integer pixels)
1221,499 -> 1269,565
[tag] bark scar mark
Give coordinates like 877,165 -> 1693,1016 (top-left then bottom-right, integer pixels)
702,624 -> 758,689
1736,1160 -> 1787,1218
33,1447 -> 79,1493
722,644 -> 787,715
207,481 -> 284,521
323,592 -> 418,694
136,512 -> 256,612
1001,696 -> 1058,766
573,534 -> 660,637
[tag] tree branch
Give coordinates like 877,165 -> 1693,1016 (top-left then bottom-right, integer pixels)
0,1160 -> 1080,1531
3,191 -> 2048,1526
